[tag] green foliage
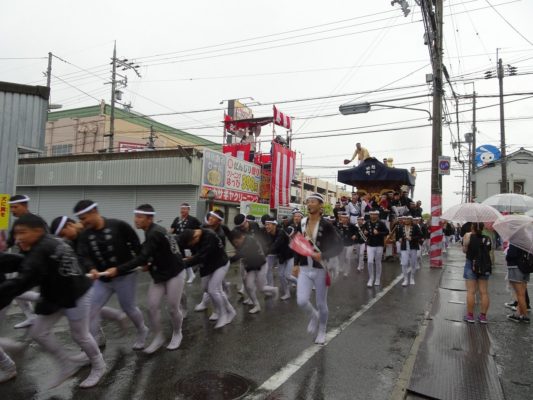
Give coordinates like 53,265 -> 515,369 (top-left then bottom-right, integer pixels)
323,202 -> 333,216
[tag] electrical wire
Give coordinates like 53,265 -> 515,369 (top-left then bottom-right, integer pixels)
484,0 -> 533,46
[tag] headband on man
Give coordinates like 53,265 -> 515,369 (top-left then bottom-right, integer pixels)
8,195 -> 30,205
53,216 -> 69,236
74,202 -> 98,216
306,193 -> 324,203
208,211 -> 224,221
134,209 -> 156,216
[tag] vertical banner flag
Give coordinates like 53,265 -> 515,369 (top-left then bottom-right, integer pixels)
0,194 -> 9,230
273,106 -> 292,130
270,142 -> 296,208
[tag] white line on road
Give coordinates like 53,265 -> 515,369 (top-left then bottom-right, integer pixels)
245,274 -> 404,399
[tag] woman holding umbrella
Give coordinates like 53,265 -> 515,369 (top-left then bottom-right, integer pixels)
462,223 -> 492,324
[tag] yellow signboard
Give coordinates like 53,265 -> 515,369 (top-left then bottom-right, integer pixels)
0,194 -> 10,230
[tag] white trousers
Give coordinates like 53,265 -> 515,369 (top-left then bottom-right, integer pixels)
354,243 -> 366,270
30,289 -> 103,367
366,246 -> 384,284
147,271 -> 185,335
245,264 -> 278,306
297,266 -> 328,332
340,246 -> 353,275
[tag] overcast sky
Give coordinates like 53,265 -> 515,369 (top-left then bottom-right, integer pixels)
2,0 -> 532,210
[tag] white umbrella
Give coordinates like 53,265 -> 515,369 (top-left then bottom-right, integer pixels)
482,193 -> 533,213
493,215 -> 533,254
441,202 -> 502,223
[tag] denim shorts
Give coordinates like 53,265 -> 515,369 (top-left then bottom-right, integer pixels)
463,259 -> 490,280
507,266 -> 530,283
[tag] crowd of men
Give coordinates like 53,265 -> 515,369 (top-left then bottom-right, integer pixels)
0,189 -> 436,389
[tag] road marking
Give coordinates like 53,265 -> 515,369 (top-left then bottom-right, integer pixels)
245,274 -> 404,399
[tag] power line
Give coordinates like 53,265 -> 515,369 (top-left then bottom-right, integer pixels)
484,0 -> 533,46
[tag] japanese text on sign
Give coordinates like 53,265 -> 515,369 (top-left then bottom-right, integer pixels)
202,149 -> 261,203
0,194 -> 10,230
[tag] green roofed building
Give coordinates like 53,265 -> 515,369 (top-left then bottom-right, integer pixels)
44,100 -> 219,156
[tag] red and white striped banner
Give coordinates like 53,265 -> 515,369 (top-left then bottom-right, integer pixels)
430,194 -> 443,268
270,142 -> 296,208
273,105 -> 292,130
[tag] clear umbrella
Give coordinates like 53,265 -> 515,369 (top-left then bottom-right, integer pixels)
493,215 -> 533,254
481,193 -> 533,213
441,202 -> 502,223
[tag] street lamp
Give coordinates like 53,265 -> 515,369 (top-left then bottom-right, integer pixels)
339,101 -> 432,121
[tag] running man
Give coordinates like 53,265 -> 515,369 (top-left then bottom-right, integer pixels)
74,200 -> 148,350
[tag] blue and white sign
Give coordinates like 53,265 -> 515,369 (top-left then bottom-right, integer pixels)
438,156 -> 451,175
475,144 -> 501,167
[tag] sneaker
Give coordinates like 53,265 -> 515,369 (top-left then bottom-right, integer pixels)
478,314 -> 488,324
367,279 -> 373,288
409,276 -> 415,285
402,279 -> 408,287
194,302 -> 208,312
463,314 -> 475,323
209,312 -> 219,321
507,314 -> 530,324
242,298 -> 254,306
280,293 -> 291,301
504,301 -> 518,311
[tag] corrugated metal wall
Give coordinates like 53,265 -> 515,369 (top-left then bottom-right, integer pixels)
17,156 -> 202,186
19,185 -> 199,233
0,84 -> 48,194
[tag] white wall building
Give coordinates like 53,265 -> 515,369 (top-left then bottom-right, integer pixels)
473,147 -> 533,202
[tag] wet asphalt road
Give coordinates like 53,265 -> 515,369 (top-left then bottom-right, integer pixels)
1,252 -> 448,400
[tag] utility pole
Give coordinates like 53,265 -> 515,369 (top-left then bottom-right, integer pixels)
108,42 -> 117,153
147,125 -> 156,150
44,51 -> 53,110
497,58 -> 508,193
421,0 -> 444,268
46,52 -> 52,88
471,88 -> 477,200
105,41 -> 141,153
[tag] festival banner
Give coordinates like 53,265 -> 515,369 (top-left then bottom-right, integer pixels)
0,194 -> 9,230
202,149 -> 261,203
270,143 -> 296,208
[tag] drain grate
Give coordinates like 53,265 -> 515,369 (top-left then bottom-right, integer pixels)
176,371 -> 254,400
